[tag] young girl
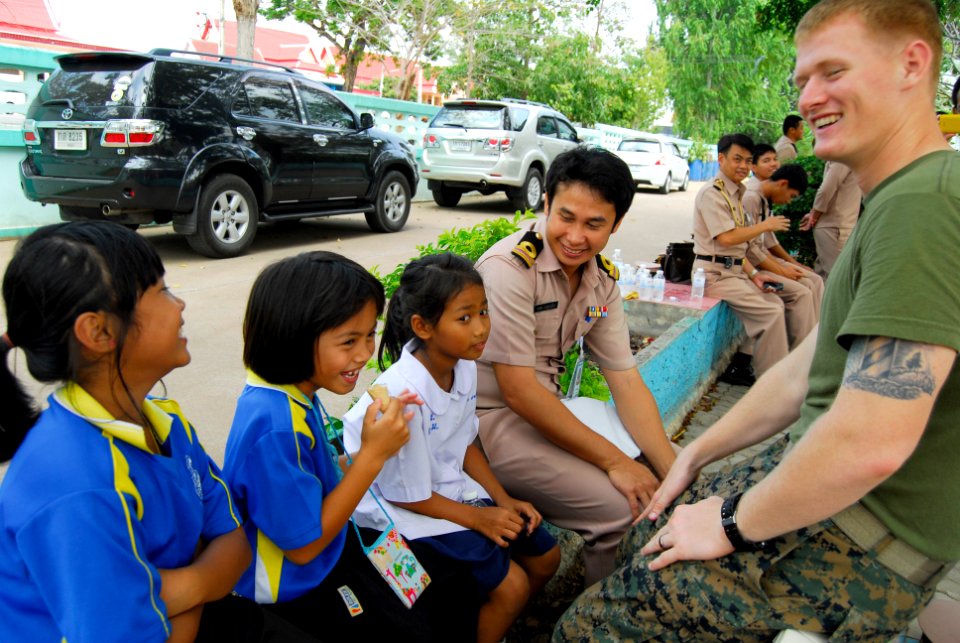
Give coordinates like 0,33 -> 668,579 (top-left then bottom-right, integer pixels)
0,222 -> 283,643
222,250 -> 477,642
342,253 -> 561,643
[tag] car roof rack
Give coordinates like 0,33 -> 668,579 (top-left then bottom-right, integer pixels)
148,48 -> 298,74
498,97 -> 553,109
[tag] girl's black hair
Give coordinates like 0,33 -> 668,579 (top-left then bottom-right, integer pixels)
1,222 -> 164,461
243,251 -> 385,384
378,253 -> 483,370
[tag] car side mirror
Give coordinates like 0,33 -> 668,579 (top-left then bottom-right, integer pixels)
360,113 -> 375,130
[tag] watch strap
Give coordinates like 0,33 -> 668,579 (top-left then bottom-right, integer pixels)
720,493 -> 766,551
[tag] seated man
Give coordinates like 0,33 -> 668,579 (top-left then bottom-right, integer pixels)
555,1 -> 958,639
474,147 -> 677,585
691,133 -> 814,385
799,161 -> 862,279
743,162 -> 825,318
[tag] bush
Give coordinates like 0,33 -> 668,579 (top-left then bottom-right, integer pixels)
772,155 -> 826,267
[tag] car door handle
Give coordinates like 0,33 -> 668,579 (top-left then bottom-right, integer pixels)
314,134 -> 329,146
235,126 -> 256,141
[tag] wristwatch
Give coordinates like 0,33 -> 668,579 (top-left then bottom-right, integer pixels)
720,493 -> 766,551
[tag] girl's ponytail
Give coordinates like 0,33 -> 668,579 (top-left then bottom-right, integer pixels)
378,285 -> 412,370
0,334 -> 39,462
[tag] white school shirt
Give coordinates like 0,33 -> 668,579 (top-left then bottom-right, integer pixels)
342,341 -> 490,539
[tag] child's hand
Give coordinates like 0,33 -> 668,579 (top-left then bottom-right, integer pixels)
498,497 -> 543,535
359,397 -> 411,463
469,506 -> 524,547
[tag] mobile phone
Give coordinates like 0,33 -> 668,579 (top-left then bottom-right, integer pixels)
763,281 -> 784,292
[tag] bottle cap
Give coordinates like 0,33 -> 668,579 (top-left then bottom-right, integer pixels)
462,490 -> 479,502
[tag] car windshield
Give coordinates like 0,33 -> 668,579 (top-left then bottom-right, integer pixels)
618,140 -> 661,153
432,106 -> 506,130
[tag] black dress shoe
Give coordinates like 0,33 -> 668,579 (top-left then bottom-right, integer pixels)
719,362 -> 756,387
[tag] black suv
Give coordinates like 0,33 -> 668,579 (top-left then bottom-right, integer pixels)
19,49 -> 419,258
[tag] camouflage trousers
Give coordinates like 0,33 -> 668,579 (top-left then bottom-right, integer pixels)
553,436 -> 940,642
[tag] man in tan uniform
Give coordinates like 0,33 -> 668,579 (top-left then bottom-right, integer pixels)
475,147 -> 677,585
799,161 -> 862,278
693,133 -> 812,384
743,162 -> 825,318
775,115 -> 805,161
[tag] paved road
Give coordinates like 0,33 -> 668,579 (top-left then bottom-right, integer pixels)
0,183 -> 700,465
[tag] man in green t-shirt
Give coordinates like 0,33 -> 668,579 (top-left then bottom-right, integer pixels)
554,1 -> 958,640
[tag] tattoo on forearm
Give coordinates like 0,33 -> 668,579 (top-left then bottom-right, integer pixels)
843,337 -> 936,400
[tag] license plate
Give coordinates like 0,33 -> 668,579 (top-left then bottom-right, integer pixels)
449,139 -> 471,152
54,129 -> 86,151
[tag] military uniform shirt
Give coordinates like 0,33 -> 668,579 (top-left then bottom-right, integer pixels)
693,172 -> 750,258
475,216 -> 634,410
812,162 -> 862,229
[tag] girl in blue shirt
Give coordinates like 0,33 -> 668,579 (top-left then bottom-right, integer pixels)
343,253 -> 560,643
0,222 -> 303,642
223,251 -> 476,642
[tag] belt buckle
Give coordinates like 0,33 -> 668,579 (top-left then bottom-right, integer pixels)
724,257 -> 734,269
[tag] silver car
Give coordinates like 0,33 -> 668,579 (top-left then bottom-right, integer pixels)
421,99 -> 580,211
615,137 -> 690,194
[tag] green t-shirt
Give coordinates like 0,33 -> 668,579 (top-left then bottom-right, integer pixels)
789,150 -> 960,561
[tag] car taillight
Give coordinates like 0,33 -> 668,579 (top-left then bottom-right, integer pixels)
482,137 -> 512,152
22,119 -> 39,145
655,156 -> 666,166
100,119 -> 164,148
423,134 -> 440,148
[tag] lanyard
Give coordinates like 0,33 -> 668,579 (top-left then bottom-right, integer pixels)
715,178 -> 745,227
566,336 -> 586,399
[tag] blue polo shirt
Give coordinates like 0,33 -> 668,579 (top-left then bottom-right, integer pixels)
223,372 -> 347,603
0,384 -> 241,643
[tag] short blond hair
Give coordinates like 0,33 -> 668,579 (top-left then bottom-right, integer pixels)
796,0 -> 943,88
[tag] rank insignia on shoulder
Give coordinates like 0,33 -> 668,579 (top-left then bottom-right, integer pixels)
713,178 -> 725,191
596,254 -> 619,280
511,230 -> 543,268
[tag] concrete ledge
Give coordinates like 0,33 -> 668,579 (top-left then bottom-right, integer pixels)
617,282 -> 745,434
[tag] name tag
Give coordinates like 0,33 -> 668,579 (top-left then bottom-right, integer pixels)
534,301 -> 559,313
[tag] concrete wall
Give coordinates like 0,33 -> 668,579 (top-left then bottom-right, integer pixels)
619,283 -> 745,433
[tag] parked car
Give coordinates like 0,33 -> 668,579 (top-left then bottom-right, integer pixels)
421,98 -> 579,211
19,49 -> 418,258
614,137 -> 690,194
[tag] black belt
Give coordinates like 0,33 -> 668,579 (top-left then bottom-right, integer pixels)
696,254 -> 743,268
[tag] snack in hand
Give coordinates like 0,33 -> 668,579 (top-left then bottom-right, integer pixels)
367,384 -> 392,411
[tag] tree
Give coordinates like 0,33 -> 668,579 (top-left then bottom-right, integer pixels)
234,0 -> 259,59
654,0 -> 797,142
260,0 -> 392,92
755,0 -> 960,33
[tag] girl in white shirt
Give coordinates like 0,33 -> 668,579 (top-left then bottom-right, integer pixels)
343,253 -> 559,643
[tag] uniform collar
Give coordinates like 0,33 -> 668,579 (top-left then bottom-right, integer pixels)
246,369 -> 314,409
531,216 -> 600,290
53,382 -> 172,452
715,171 -> 746,198
396,340 -> 471,415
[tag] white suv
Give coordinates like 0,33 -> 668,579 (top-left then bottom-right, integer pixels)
421,99 -> 580,211
614,137 -> 690,194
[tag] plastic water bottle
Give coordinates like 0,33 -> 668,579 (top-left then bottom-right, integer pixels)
691,268 -> 706,301
652,270 -> 666,302
611,248 -> 624,266
462,490 -> 486,507
618,264 -> 636,298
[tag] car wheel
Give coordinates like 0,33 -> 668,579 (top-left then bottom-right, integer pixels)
365,170 -> 411,232
187,174 -> 258,259
432,184 -> 462,207
680,171 -> 690,192
659,172 -> 672,194
510,167 -> 544,212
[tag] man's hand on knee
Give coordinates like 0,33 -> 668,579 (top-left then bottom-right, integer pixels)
641,496 -> 734,571
606,458 -> 659,518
